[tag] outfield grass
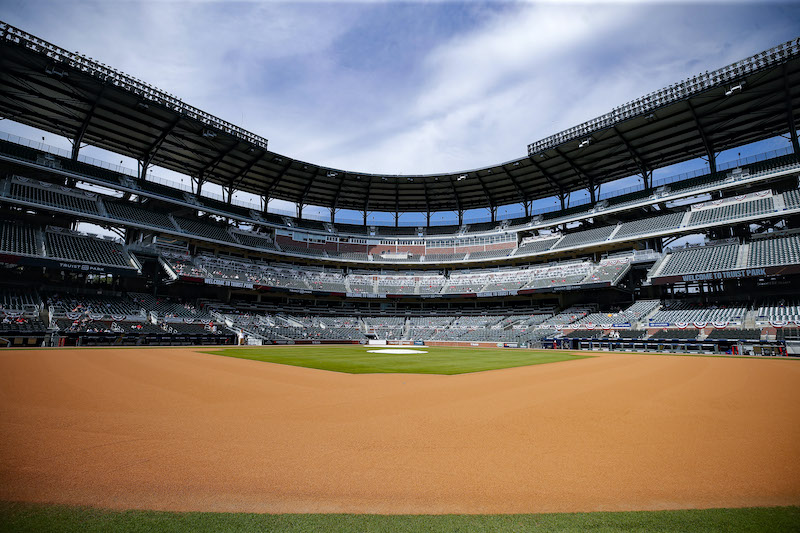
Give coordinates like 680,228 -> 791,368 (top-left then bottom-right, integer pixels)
1,502 -> 798,533
204,345 -> 588,374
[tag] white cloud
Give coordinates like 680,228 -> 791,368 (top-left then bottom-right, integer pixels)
308,2 -> 799,176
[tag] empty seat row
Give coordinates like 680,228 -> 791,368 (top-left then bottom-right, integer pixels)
45,231 -> 131,267
106,201 -> 176,230
174,217 -> 237,243
615,212 -> 684,239
10,181 -> 100,215
688,197 -> 774,226
747,234 -> 800,267
659,244 -> 738,276
552,224 -> 616,250
0,220 -> 40,256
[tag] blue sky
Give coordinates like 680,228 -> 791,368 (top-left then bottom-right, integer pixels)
2,0 -> 799,226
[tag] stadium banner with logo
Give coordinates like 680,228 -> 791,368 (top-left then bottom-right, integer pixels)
652,264 -> 800,285
205,278 -> 254,289
0,255 -> 140,277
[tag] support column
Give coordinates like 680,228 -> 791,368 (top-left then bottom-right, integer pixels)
297,203 -> 303,219
363,210 -> 368,226
72,89 -> 103,162
426,211 -> 431,227
394,212 -> 400,227
71,140 -> 81,161
192,172 -> 206,196
642,170 -> 653,190
688,100 -> 716,174
785,65 -> 800,158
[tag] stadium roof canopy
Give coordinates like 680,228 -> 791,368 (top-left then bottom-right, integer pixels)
0,21 -> 798,217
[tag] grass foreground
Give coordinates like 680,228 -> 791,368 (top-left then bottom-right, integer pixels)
1,503 -> 798,532
204,344 -> 588,374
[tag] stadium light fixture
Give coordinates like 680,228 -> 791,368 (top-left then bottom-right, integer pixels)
526,38 -> 799,156
579,139 -> 591,148
725,83 -> 744,96
44,64 -> 67,78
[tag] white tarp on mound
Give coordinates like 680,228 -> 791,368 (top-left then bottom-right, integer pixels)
366,348 -> 428,354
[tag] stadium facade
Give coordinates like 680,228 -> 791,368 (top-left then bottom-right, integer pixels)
0,21 -> 799,355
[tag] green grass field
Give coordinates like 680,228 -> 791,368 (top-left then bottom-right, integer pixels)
204,344 -> 588,374
1,502 -> 798,533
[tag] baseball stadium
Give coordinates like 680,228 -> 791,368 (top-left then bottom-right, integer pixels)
1,9 -> 799,532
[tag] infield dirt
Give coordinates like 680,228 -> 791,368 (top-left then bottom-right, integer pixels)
1,347 -> 799,514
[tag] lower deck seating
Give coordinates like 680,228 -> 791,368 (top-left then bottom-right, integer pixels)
0,317 -> 48,333
648,302 -> 747,325
704,328 -> 761,340
648,329 -> 699,340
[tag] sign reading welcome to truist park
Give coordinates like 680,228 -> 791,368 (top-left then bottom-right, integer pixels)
652,265 -> 800,285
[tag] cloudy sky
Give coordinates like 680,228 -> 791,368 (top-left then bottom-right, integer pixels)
2,0 -> 799,222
